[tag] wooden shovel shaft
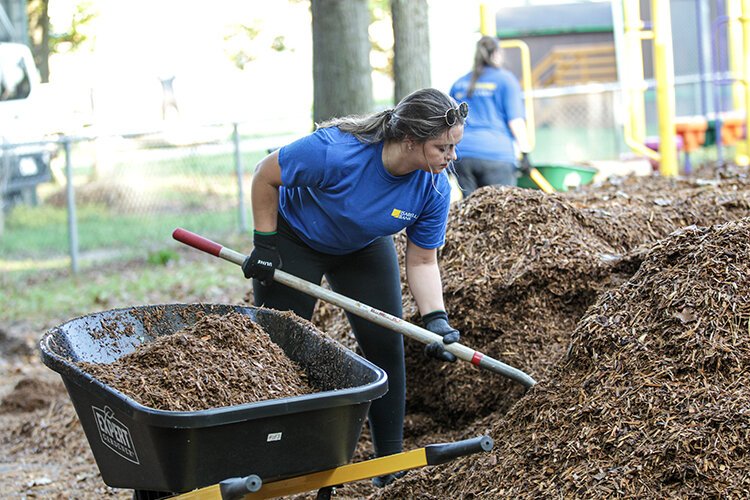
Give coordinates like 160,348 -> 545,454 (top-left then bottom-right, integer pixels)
172,228 -> 537,388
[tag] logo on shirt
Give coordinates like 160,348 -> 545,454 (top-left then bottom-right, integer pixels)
391,208 -> 416,221
474,82 -> 497,91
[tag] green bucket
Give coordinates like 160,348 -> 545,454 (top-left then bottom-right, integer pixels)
518,164 -> 598,192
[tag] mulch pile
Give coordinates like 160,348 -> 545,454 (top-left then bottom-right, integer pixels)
0,378 -> 66,414
304,170 -> 750,499
383,215 -> 750,498
397,173 -> 750,427
310,172 -> 750,433
78,311 -> 313,411
3,395 -> 90,456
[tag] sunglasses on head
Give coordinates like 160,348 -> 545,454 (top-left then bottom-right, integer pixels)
443,102 -> 469,126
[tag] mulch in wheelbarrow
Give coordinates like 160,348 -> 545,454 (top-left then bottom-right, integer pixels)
78,311 -> 314,411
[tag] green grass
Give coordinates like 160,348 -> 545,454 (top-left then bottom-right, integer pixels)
0,251 -> 250,324
1,145 -> 264,267
1,137 -> 270,326
1,204 -> 247,258
59,150 -> 266,180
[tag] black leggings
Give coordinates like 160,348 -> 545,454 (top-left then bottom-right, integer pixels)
253,215 -> 405,457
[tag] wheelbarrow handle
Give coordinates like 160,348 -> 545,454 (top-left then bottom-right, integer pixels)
172,228 -> 536,388
425,435 -> 494,466
175,435 -> 494,499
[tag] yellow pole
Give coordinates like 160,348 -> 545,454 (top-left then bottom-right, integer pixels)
652,0 -> 678,176
727,0 -> 746,110
479,2 -> 496,36
739,0 -> 750,165
622,0 -> 648,144
620,0 -> 660,161
500,39 -> 536,150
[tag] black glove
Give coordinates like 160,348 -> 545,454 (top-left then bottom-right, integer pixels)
242,231 -> 281,286
519,152 -> 532,177
422,310 -> 459,363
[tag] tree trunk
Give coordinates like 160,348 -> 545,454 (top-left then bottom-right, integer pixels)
391,0 -> 431,102
38,0 -> 50,82
0,151 -> 10,236
27,0 -> 51,82
311,0 -> 373,125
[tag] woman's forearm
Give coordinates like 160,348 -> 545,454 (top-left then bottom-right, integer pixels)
405,240 -> 446,315
509,117 -> 531,154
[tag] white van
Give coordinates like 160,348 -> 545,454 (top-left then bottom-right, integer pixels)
1,42 -> 54,210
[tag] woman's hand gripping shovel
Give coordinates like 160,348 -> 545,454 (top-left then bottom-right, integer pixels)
173,228 -> 537,389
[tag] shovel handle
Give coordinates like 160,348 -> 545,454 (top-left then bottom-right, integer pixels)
173,228 -> 537,388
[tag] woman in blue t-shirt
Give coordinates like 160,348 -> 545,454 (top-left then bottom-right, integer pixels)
450,35 -> 532,195
242,88 -> 466,488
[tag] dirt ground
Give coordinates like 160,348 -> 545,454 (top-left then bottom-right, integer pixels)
2,162 -> 750,499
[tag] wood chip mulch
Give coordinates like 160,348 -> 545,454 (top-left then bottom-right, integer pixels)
373,169 -> 750,499
385,215 -> 750,499
0,377 -> 66,414
398,173 -> 750,426
77,311 -> 314,412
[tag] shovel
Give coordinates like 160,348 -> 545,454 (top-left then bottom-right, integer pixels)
172,227 -> 536,388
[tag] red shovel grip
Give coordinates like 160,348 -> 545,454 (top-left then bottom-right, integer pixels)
172,228 -> 223,257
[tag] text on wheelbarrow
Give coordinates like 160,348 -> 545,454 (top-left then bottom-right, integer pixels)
92,405 -> 140,464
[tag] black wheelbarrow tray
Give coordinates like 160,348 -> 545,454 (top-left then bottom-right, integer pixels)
39,303 -> 388,494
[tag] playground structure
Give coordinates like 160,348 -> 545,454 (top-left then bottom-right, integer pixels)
480,0 -> 749,178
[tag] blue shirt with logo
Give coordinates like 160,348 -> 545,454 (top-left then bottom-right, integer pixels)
277,127 -> 451,255
450,67 -> 524,162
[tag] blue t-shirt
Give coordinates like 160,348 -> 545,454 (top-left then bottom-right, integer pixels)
277,127 -> 451,255
450,67 -> 524,162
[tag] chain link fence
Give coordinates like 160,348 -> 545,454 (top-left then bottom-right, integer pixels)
1,123 -> 299,276
528,74 -> 732,167
530,83 -> 625,165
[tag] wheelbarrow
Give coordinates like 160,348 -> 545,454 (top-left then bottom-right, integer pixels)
40,303 -> 493,499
